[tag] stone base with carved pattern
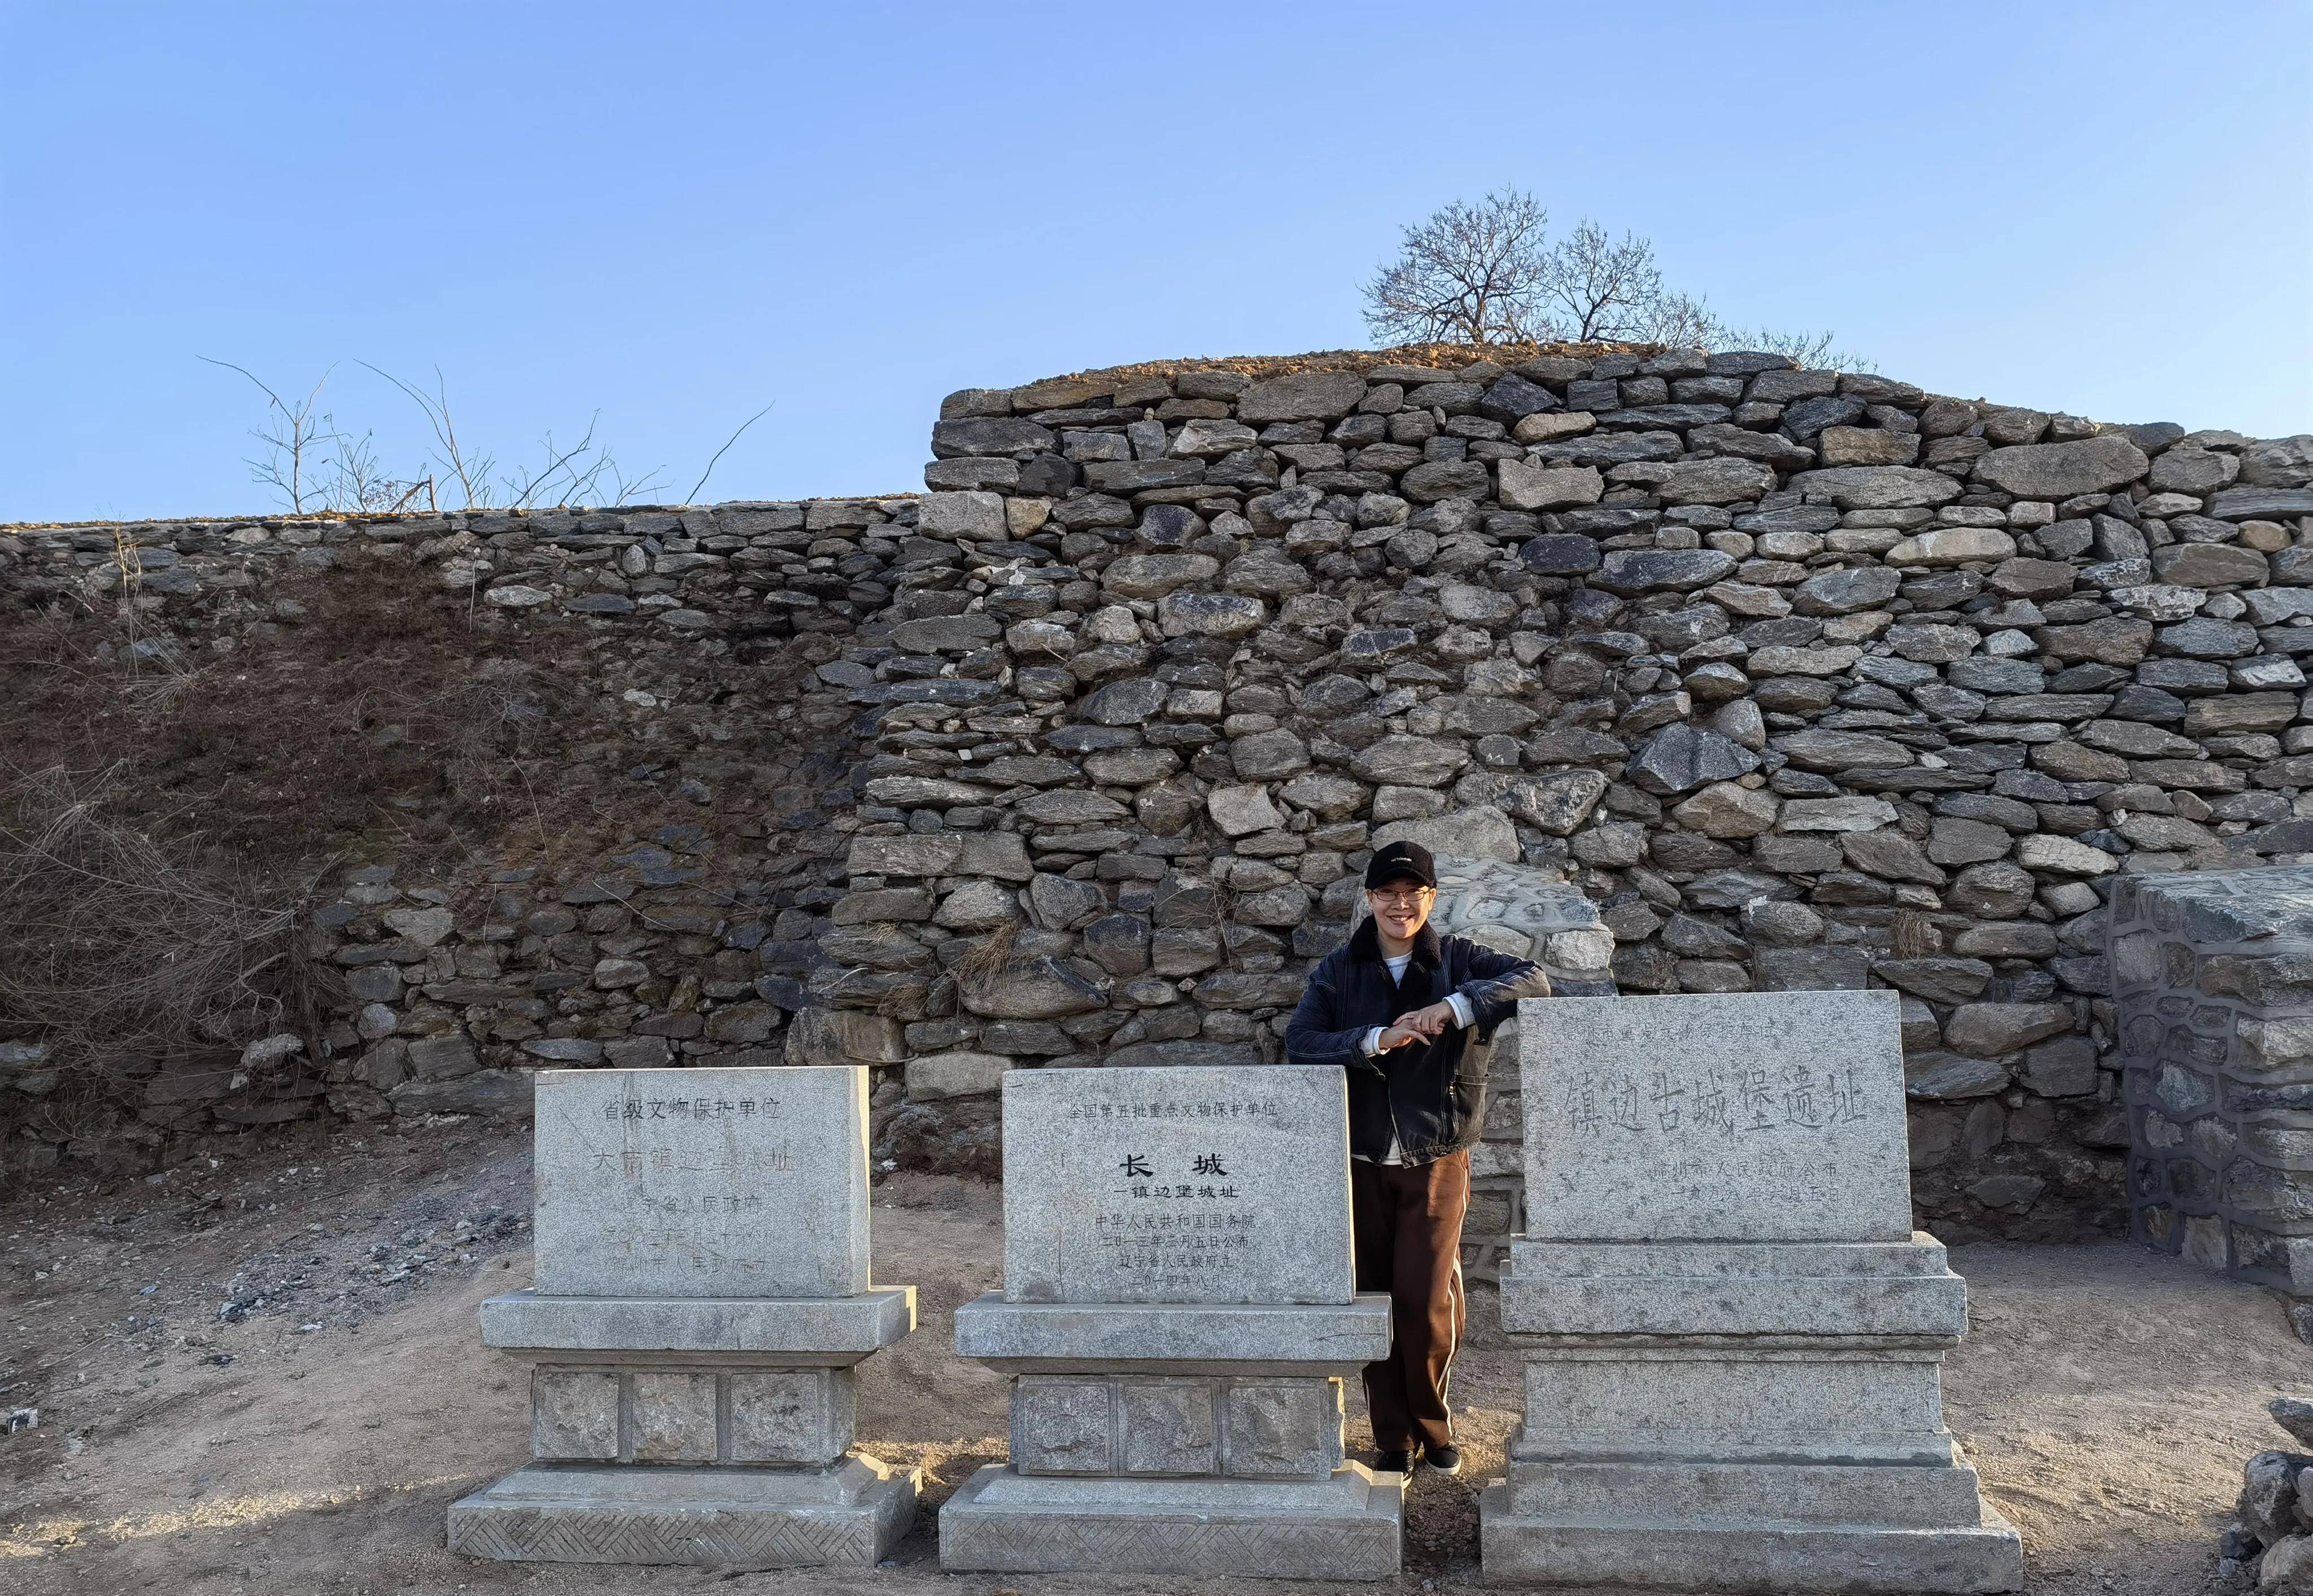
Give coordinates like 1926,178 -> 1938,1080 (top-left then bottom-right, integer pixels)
452,1285 -> 919,1568
448,1457 -> 917,1567
942,1293 -> 1404,1578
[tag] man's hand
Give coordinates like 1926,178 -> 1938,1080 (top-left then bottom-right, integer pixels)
1400,1000 -> 1461,1039
1376,1001 -> 1462,1051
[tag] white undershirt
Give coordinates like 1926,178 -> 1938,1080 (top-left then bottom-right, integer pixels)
1357,952 -> 1473,1166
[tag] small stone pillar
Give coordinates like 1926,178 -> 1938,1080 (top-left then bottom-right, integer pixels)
448,1065 -> 919,1567
2110,866 -> 2313,1327
940,1063 -> 1404,1580
1480,992 -> 2023,1593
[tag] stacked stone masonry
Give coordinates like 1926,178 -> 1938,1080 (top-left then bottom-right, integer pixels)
6,345 -> 2313,1258
2111,867 -> 2313,1318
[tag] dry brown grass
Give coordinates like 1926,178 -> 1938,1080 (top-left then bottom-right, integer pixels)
1892,908 -> 1944,958
0,555 -> 601,874
0,771 -> 339,1141
1029,339 -> 1668,388
949,919 -> 1017,989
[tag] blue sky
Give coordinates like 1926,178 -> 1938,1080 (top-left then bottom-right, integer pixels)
3,2 -> 2307,524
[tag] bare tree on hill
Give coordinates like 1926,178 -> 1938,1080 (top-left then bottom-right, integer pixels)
1361,190 -> 1555,346
1363,189 -> 1871,370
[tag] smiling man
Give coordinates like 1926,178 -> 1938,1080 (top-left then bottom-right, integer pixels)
1284,840 -> 1552,1477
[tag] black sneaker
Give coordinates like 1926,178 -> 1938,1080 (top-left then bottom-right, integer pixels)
1422,1444 -> 1463,1475
1375,1448 -> 1411,1474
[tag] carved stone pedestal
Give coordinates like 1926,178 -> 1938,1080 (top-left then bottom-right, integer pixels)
1479,993 -> 2022,1594
1479,1240 -> 2023,1593
448,1065 -> 919,1570
448,1288 -> 919,1567
941,1296 -> 1405,1579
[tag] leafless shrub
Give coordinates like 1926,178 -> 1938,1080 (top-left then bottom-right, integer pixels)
321,426 -> 435,513
1363,189 -> 1874,370
207,357 -> 773,514
197,358 -> 346,513
414,656 -> 559,765
1534,217 -> 1668,342
0,772 -> 338,1128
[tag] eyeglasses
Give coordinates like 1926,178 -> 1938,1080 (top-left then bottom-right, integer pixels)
1368,888 -> 1434,909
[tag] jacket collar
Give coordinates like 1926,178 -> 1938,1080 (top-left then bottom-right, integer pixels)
1349,916 -> 1442,969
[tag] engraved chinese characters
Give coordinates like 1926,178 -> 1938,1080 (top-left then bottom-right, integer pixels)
1481,991 -> 2023,1593
533,1066 -> 871,1298
1521,989 -> 1915,1242
1000,1065 -> 1355,1306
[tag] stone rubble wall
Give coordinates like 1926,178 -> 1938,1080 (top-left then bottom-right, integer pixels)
7,344 -> 2313,1261
836,350 -> 2313,1254
0,500 -> 908,1157
2110,867 -> 2313,1318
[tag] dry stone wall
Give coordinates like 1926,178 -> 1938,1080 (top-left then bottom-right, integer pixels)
6,344 -> 2313,1259
0,500 -> 909,1161
2111,867 -> 2313,1322
830,350 -> 2313,1251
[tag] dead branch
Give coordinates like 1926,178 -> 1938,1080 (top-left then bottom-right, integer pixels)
197,357 -> 343,513
686,402 -> 777,503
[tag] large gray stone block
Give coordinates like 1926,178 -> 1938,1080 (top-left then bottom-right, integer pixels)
447,1458 -> 918,1567
1479,1507 -> 2025,1593
531,1066 -> 870,1299
1491,1456 -> 1993,1528
1483,992 -> 2020,1592
998,1065 -> 1354,1305
939,1464 -> 1403,1580
462,1065 -> 921,1572
1499,1240 -> 1967,1339
1518,991 -> 1914,1243
513,1360 -> 866,1466
947,1061 -> 1403,1579
953,1293 -> 1390,1373
1509,1349 -> 1958,1466
479,1287 -> 913,1361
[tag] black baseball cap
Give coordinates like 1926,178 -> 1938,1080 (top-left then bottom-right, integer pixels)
1364,840 -> 1437,891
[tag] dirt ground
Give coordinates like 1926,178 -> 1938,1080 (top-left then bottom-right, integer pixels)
0,1119 -> 2301,1595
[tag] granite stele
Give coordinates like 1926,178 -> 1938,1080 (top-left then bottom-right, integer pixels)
447,1066 -> 919,1567
1480,991 -> 2024,1594
941,1063 -> 1406,1578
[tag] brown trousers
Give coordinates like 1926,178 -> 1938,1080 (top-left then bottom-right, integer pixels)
1350,1147 -> 1470,1453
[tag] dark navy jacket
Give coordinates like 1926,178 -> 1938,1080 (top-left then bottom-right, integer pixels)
1284,918 -> 1552,1165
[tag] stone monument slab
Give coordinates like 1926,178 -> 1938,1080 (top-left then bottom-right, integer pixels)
1001,1063 -> 1355,1305
532,1066 -> 870,1298
451,1065 -> 918,1571
1518,991 -> 1914,1242
1481,992 -> 2022,1593
943,1062 -> 1403,1579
